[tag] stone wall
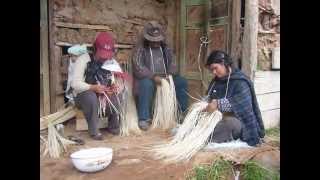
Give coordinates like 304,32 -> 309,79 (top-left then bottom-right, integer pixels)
257,0 -> 280,70
53,0 -> 178,63
49,0 -> 179,111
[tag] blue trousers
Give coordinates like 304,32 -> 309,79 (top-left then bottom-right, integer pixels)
137,75 -> 188,121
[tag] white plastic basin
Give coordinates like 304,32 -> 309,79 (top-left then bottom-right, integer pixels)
70,147 -> 113,173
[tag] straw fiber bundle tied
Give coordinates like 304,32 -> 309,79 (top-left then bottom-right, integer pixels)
150,101 -> 222,163
118,78 -> 142,136
97,75 -> 141,136
46,123 -> 76,158
40,106 -> 77,158
151,75 -> 179,129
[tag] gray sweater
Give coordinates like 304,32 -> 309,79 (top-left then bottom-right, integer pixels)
132,46 -> 177,79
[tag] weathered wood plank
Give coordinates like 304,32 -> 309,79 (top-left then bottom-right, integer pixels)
40,0 -> 50,116
55,41 -> 133,49
241,0 -> 259,80
261,108 -> 280,129
175,0 -> 181,70
75,109 -> 108,131
123,19 -> 144,26
254,71 -> 280,95
257,92 -> 280,111
55,22 -> 113,31
272,47 -> 280,70
230,0 -> 241,68
75,109 -> 88,131
187,79 -> 205,105
49,0 -> 58,113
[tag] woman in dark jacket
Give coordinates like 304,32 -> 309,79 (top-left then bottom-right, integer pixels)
203,50 -> 265,146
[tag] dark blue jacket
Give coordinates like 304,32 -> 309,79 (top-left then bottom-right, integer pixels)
207,68 -> 265,146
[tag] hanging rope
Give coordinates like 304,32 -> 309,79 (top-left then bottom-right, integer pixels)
197,36 -> 211,90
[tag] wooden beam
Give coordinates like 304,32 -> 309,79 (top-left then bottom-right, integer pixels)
242,0 -> 259,80
48,0 -> 58,113
55,22 -> 113,31
40,0 -> 51,116
254,71 -> 280,95
230,0 -> 242,69
175,0 -> 181,73
257,92 -> 280,111
261,109 -> 280,129
123,19 -> 144,26
258,30 -> 277,34
50,45 -> 62,113
55,41 -> 134,49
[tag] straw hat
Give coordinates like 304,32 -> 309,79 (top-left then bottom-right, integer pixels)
143,21 -> 164,42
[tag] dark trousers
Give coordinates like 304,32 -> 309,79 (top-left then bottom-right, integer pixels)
209,116 -> 243,143
75,90 -> 120,136
137,75 -> 188,121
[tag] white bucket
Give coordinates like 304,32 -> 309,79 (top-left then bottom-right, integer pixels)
70,147 -> 113,173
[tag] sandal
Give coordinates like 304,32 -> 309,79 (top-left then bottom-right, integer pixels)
67,135 -> 85,145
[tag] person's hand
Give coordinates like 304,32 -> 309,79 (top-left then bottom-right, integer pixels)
105,87 -> 114,96
153,75 -> 162,86
105,84 -> 119,95
203,100 -> 218,113
91,84 -> 107,94
111,84 -> 120,93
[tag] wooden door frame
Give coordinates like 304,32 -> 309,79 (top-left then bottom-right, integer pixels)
178,0 -> 240,94
179,0 -> 241,74
40,0 -> 50,116
204,0 -> 233,84
179,0 -> 208,81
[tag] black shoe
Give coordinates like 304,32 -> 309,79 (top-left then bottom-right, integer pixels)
146,119 -> 152,124
139,121 -> 150,131
107,128 -> 120,135
90,133 -> 104,141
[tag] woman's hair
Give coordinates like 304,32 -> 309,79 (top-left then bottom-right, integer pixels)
206,50 -> 233,68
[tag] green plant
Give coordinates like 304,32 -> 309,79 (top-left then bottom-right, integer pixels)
265,127 -> 280,138
187,158 -> 234,180
242,161 -> 280,180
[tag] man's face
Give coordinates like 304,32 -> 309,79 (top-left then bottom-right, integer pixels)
208,63 -> 228,78
149,41 -> 161,48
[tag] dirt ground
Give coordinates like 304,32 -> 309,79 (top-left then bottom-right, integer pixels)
40,120 -> 280,180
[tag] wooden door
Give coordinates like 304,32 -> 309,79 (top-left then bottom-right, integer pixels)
180,0 -> 232,103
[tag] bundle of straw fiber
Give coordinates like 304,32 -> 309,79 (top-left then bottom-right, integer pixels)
150,101 -> 223,163
40,106 -> 76,131
118,78 -> 141,136
40,106 -> 77,158
151,75 -> 179,129
45,123 -> 76,158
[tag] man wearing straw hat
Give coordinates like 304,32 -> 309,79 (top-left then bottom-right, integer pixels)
132,21 -> 189,130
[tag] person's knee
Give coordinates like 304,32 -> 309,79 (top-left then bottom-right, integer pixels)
224,117 -> 242,128
139,78 -> 155,91
78,90 -> 99,109
223,117 -> 242,136
174,76 -> 188,89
